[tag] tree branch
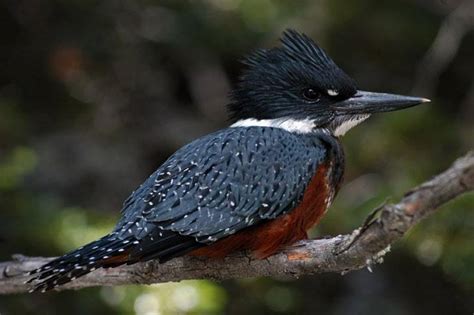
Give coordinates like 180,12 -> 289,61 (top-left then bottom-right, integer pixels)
1,151 -> 473,295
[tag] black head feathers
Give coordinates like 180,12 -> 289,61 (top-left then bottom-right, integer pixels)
229,29 -> 357,121
243,30 -> 338,74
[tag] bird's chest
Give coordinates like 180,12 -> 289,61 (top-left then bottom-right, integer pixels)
245,161 -> 336,258
281,162 -> 335,233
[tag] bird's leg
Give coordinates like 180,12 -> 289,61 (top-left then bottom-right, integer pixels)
334,198 -> 390,255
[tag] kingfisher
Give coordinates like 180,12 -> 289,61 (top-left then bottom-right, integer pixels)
28,29 -> 429,292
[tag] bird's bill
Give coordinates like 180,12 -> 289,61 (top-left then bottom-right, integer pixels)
332,90 -> 430,115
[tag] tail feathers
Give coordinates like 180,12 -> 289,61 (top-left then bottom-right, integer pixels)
27,234 -> 136,292
27,229 -> 204,292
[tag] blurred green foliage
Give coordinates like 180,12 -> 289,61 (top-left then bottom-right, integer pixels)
0,0 -> 473,314
0,147 -> 37,190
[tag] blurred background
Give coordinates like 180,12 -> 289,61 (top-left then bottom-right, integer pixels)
0,0 -> 473,314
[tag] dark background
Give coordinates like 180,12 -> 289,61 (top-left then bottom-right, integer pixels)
1,0 -> 473,314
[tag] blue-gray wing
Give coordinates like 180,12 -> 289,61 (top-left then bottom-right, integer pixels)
115,127 -> 327,244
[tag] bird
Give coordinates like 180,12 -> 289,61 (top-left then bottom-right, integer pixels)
27,29 -> 429,292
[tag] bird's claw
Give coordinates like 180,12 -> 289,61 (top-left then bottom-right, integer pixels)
334,198 -> 390,255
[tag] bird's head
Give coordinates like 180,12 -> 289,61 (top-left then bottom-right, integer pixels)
229,30 -> 429,136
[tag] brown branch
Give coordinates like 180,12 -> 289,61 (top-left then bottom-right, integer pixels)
1,151 -> 473,295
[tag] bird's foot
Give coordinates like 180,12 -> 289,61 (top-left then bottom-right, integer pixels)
333,198 -> 390,255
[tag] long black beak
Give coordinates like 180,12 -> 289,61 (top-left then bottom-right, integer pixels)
333,91 -> 430,115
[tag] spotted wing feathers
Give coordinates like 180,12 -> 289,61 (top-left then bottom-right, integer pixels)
117,127 -> 325,243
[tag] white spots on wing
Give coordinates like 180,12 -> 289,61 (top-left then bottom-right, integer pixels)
327,89 -> 339,96
244,216 -> 255,225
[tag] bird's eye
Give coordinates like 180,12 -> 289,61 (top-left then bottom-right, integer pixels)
302,88 -> 320,102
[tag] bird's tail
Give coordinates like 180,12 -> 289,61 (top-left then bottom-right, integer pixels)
27,234 -> 135,292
